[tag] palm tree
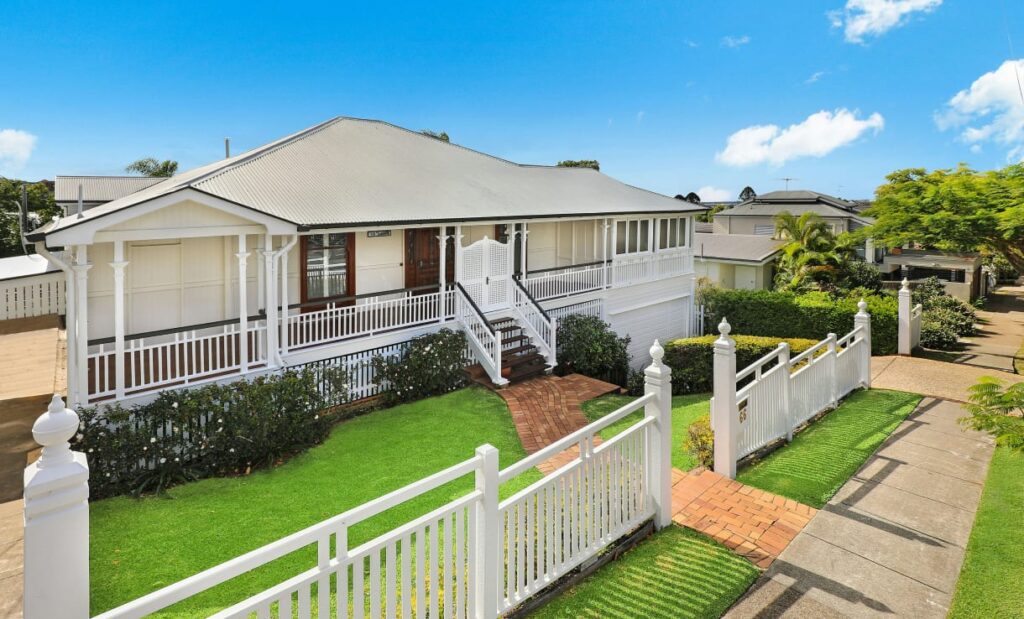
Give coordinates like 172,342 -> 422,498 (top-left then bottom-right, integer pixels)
125,158 -> 178,177
773,211 -> 844,290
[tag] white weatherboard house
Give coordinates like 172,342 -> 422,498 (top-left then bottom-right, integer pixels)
26,117 -> 702,407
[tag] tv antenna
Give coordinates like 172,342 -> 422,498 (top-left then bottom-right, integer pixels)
777,177 -> 798,190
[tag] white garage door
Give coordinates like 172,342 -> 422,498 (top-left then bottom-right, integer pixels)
610,297 -> 690,368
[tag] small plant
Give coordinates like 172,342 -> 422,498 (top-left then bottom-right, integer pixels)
372,329 -> 468,405
684,414 -> 714,469
625,369 -> 646,396
556,314 -> 632,386
959,377 -> 1024,450
920,317 -> 960,350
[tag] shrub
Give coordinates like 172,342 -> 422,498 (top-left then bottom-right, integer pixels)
74,367 -> 344,498
923,294 -> 977,337
684,414 -> 714,469
960,377 -> 1024,450
663,334 -> 820,394
699,287 -> 897,355
911,276 -> 947,307
920,317 -> 959,350
838,260 -> 883,292
371,329 -> 468,406
556,314 -> 632,386
925,307 -> 976,338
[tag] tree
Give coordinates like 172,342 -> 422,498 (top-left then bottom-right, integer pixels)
773,211 -> 845,291
683,192 -> 701,204
420,130 -> 450,142
739,186 -> 757,201
0,178 -> 59,258
862,163 -> 1024,273
125,157 -> 178,177
556,160 -> 600,171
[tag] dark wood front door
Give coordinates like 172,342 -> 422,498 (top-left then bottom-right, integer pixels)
405,228 -> 454,289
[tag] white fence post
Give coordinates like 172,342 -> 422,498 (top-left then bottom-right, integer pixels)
827,333 -> 839,409
855,299 -> 872,388
898,278 -> 912,355
778,343 -> 794,442
474,444 -> 499,619
23,395 -> 90,619
644,340 -> 674,529
712,319 -> 738,479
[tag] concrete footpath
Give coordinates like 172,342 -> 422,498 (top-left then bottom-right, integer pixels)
727,398 -> 995,618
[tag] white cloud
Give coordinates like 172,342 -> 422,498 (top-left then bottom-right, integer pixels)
0,129 -> 37,173
636,111 -> 646,122
716,108 -> 885,167
805,71 -> 827,84
937,59 -> 1024,161
696,185 -> 733,202
721,35 -> 750,48
830,0 -> 942,44
685,39 -> 699,48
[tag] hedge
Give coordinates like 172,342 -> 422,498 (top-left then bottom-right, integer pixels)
699,288 -> 897,355
664,334 -> 820,394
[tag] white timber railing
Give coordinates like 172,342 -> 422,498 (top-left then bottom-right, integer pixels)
86,316 -> 268,401
285,286 -> 454,350
898,278 -> 923,355
22,343 -> 674,619
455,283 -> 505,386
0,272 -> 65,320
712,301 -> 872,478
523,262 -> 606,301
511,278 -> 557,366
611,251 -> 692,287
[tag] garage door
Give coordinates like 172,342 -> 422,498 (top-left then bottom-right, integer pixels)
610,297 -> 690,368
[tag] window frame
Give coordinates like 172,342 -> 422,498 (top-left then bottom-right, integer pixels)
656,216 -> 690,251
613,217 -> 656,256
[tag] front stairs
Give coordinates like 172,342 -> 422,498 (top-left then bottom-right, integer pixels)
466,315 -> 551,387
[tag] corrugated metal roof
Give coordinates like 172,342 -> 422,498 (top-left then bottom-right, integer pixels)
694,233 -> 784,263
54,176 -> 165,204
0,254 -> 60,280
44,117 -> 702,235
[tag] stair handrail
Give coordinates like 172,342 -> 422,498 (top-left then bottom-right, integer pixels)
454,283 -> 505,385
511,276 -> 557,366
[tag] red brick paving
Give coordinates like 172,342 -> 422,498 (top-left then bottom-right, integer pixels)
671,468 -> 816,569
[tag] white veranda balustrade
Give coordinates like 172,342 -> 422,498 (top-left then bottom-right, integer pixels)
522,262 -> 606,301
22,343 -> 674,619
712,301 -> 873,477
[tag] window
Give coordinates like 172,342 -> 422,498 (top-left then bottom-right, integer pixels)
658,217 -> 689,250
303,233 -> 352,300
615,218 -> 653,255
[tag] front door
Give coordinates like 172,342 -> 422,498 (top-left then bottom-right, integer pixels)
460,237 -> 513,311
405,228 -> 454,290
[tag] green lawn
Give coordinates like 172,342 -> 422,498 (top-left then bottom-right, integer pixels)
737,389 -> 922,508
90,387 -> 541,617
581,393 -> 711,471
949,445 -> 1024,618
530,525 -> 759,619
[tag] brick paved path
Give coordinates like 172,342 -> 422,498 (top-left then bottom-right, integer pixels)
497,374 -> 619,454
671,468 -> 816,569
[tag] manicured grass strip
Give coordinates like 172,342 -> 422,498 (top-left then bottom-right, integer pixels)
581,394 -> 711,471
737,389 -> 922,508
949,446 -> 1024,618
531,524 -> 759,619
89,387 -> 541,617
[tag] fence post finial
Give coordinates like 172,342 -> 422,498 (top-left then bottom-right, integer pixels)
712,319 -> 738,479
854,298 -> 873,388
900,277 -> 910,291
23,395 -> 90,619
644,340 -> 673,529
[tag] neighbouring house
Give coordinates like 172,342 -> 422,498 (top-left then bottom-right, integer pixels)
693,232 -> 783,290
879,249 -> 987,301
16,117 -> 702,408
54,175 -> 164,216
712,189 -> 873,237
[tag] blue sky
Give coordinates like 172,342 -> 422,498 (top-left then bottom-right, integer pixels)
1,0 -> 1022,200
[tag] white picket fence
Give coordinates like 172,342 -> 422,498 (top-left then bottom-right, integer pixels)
0,272 -> 65,320
22,344 -> 675,619
712,301 -> 872,477
898,278 -> 923,355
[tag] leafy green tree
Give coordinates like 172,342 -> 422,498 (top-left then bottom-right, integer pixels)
739,186 -> 756,201
773,211 -> 845,291
0,178 -> 59,258
960,377 -> 1024,450
556,160 -> 600,171
125,157 -> 178,177
863,163 -> 1024,273
420,130 -> 450,142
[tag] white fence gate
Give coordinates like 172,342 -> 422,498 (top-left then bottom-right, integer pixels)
22,345 -> 675,619
711,301 -> 872,478
0,272 -> 65,320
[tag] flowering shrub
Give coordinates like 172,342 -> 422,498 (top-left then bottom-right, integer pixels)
371,329 -> 468,406
74,367 -> 345,498
684,414 -> 714,469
